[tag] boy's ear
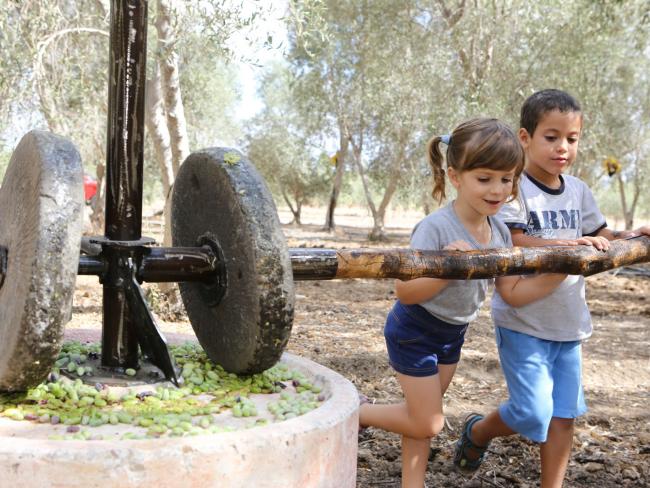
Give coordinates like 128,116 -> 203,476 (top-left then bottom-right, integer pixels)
447,167 -> 460,190
518,128 -> 531,149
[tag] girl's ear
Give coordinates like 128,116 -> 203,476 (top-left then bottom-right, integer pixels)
518,128 -> 531,150
447,167 -> 461,190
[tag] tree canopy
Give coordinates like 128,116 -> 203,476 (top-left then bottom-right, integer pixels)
0,0 -> 648,231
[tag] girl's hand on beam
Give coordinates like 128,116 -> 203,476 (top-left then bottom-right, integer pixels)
443,240 -> 473,251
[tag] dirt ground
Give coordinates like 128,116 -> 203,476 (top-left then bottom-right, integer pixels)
70,211 -> 650,488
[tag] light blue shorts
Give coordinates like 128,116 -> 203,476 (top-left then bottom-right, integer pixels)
495,326 -> 587,443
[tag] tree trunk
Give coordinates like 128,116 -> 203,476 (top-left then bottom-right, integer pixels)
295,201 -> 302,226
281,190 -> 299,225
155,0 -> 190,175
368,214 -> 386,241
154,0 -> 190,302
616,170 -> 641,230
324,133 -> 349,231
145,66 -> 174,197
347,132 -> 381,238
89,162 -> 105,234
371,142 -> 406,241
88,136 -> 106,233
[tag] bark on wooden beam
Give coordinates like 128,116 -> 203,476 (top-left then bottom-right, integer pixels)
290,236 -> 650,281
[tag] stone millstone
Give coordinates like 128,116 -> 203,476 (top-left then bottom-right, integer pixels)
172,148 -> 295,375
0,130 -> 84,391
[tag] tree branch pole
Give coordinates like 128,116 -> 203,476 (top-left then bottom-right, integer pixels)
72,237 -> 650,291
290,236 -> 650,281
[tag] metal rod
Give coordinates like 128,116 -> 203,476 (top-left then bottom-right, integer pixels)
79,247 -> 219,283
138,246 -> 218,282
101,0 -> 148,369
78,256 -> 107,276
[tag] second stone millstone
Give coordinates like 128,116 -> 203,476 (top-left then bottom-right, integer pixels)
171,147 -> 295,375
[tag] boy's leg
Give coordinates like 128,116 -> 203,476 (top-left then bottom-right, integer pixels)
540,417 -> 574,488
456,327 -> 554,466
470,409 -> 516,447
401,363 -> 457,488
539,340 -> 586,488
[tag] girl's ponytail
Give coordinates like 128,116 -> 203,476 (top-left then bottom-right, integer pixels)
427,136 -> 446,204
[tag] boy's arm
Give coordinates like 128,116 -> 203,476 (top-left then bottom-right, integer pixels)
511,229 -> 609,250
495,273 -> 567,308
597,226 -> 650,241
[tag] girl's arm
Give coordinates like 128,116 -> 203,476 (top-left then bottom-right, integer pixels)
394,240 -> 470,305
495,273 -> 567,308
395,278 -> 450,305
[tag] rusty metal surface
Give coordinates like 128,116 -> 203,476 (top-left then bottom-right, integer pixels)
0,131 -> 83,391
172,148 -> 295,374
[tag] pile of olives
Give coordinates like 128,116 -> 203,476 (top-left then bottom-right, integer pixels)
0,341 -> 326,441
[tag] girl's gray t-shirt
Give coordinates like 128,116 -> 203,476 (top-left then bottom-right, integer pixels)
410,202 -> 513,325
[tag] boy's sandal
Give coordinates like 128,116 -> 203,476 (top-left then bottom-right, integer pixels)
454,413 -> 489,472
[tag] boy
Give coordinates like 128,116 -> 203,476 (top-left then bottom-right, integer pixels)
453,89 -> 650,488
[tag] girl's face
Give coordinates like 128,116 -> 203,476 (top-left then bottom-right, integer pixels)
448,167 -> 516,217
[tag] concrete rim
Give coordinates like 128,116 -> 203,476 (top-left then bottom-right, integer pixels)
0,352 -> 360,488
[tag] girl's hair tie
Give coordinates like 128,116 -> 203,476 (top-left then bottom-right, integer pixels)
440,134 -> 451,145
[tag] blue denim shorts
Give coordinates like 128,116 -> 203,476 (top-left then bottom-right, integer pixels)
384,301 -> 468,377
496,326 -> 587,442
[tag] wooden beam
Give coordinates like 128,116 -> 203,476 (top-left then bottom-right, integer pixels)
290,236 -> 650,280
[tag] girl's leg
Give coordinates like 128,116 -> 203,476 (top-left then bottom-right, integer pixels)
438,363 -> 458,395
540,417 -> 574,488
360,372 -> 444,439
400,363 -> 457,488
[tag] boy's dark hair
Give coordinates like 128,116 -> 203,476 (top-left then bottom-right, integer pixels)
520,89 -> 581,136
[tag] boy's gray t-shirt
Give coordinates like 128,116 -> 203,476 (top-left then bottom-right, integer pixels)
410,202 -> 512,325
491,173 -> 607,341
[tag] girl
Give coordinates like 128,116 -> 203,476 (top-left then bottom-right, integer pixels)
358,118 -> 568,488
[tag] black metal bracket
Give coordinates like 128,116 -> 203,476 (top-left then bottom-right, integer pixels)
124,258 -> 180,386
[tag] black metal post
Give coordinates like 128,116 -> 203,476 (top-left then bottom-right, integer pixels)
102,0 -> 148,369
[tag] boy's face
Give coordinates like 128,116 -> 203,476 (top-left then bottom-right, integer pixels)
518,109 -> 582,185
